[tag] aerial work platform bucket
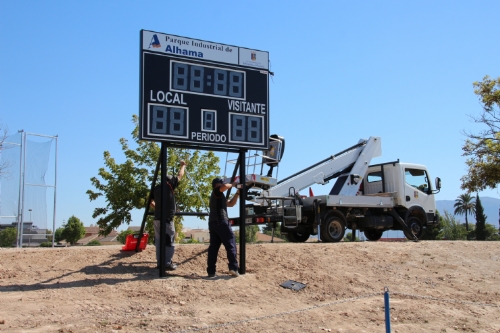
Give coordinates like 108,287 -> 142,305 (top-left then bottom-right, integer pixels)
122,233 -> 149,251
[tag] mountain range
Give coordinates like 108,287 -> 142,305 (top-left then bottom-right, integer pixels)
436,196 -> 500,226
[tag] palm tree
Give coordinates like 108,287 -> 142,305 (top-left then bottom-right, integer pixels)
454,193 -> 476,239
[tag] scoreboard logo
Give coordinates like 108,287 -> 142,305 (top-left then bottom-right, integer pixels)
251,52 -> 257,61
149,34 -> 161,49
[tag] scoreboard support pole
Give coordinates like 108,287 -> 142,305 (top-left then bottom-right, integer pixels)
159,142 -> 168,278
136,149 -> 161,252
238,149 -> 247,275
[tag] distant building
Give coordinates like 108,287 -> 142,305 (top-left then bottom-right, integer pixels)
75,227 -> 119,245
98,234 -> 120,245
127,226 -> 142,233
0,221 -> 48,247
183,228 -> 210,242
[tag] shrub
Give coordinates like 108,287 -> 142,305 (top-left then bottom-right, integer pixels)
62,216 -> 86,244
0,227 -> 17,247
183,238 -> 200,244
117,229 -> 135,244
86,240 -> 101,246
40,242 -> 53,247
344,232 -> 359,242
54,227 -> 65,242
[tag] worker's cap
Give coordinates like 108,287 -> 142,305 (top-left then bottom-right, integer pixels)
212,177 -> 224,188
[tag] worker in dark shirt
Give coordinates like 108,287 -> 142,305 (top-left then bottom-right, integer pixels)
207,177 -> 240,277
150,160 -> 186,270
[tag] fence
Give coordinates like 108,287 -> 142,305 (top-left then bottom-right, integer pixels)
0,131 -> 58,247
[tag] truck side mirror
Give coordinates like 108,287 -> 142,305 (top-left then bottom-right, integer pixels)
435,177 -> 441,190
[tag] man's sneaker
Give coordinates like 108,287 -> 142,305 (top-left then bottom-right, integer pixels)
166,262 -> 177,271
207,273 -> 216,278
229,270 -> 240,277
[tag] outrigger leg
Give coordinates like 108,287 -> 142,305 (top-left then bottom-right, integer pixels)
388,209 -> 419,242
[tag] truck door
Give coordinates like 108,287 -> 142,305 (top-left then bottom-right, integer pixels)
404,168 -> 434,217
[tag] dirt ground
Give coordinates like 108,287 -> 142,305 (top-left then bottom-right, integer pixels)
1,241 -> 500,333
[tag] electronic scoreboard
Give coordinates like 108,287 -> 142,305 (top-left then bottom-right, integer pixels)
139,30 -> 270,150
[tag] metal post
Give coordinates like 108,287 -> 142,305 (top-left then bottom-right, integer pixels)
159,143 -> 167,278
20,131 -> 27,247
315,199 -> 321,242
238,150 -> 246,275
16,131 -> 24,247
52,135 -> 58,247
138,149 -> 162,249
271,222 -> 275,243
384,286 -> 391,333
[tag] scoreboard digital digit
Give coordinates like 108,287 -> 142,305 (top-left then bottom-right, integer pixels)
139,30 -> 270,150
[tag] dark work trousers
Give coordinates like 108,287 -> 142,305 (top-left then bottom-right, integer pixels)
207,220 -> 238,275
153,219 -> 175,265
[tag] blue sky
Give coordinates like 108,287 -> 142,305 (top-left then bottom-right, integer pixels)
1,1 -> 499,231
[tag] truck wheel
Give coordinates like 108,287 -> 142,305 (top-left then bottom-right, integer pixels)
321,214 -> 345,242
364,230 -> 383,241
285,231 -> 311,242
404,216 -> 425,240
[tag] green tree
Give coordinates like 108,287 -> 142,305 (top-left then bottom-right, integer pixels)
235,225 -> 259,243
437,210 -> 467,240
454,193 -> 475,237
485,224 -> 500,240
262,222 -> 286,240
0,227 -> 17,247
182,238 -> 200,244
474,194 -> 487,240
45,229 -> 53,242
461,76 -> 500,192
344,231 -> 359,242
117,229 -> 135,244
54,227 -> 64,243
62,216 -> 86,245
422,210 -> 443,240
468,223 -> 499,241
467,222 -> 476,240
246,225 -> 259,243
489,234 -> 500,241
87,115 -> 220,237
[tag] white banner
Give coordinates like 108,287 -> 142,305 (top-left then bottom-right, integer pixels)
239,48 -> 269,70
142,30 -> 268,70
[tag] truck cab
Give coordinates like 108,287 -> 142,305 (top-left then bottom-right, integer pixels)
364,162 -> 439,220
355,161 -> 440,239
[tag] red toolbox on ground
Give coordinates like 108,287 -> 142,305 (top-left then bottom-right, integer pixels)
121,233 -> 149,251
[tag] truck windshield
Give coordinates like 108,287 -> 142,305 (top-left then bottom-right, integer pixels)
405,168 -> 429,192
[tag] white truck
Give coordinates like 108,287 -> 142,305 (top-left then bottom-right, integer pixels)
227,136 -> 441,242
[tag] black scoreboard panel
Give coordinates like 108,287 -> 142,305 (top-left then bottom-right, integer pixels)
140,52 -> 269,150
